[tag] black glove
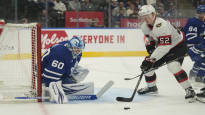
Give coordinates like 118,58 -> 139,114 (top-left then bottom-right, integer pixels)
140,57 -> 156,72
146,41 -> 155,55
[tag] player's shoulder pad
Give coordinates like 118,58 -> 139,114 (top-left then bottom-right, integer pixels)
187,17 -> 204,26
51,43 -> 72,57
153,17 -> 168,33
154,17 -> 166,28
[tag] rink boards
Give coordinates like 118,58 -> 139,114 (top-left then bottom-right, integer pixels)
0,28 -> 148,60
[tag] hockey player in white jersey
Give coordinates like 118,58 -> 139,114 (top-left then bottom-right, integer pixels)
137,5 -> 196,102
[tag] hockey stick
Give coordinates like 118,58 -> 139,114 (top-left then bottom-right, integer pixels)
116,71 -> 144,102
69,80 -> 114,101
116,56 -> 186,102
124,56 -> 185,80
0,80 -> 114,101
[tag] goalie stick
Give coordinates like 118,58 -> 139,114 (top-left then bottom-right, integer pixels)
0,80 -> 114,101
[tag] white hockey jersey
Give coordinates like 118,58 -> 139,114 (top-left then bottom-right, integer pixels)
141,17 -> 185,61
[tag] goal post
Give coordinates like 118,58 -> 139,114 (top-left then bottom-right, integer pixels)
0,23 -> 42,102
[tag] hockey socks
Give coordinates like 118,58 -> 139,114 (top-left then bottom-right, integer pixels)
174,70 -> 196,102
137,73 -> 158,95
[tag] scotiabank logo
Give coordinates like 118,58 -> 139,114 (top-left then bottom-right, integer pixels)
41,30 -> 69,49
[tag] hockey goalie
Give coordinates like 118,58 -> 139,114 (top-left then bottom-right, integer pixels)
42,36 -> 113,104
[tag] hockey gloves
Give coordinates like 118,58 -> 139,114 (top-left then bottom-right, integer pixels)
140,57 -> 156,72
146,41 -> 156,55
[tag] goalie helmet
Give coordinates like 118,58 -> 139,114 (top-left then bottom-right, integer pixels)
197,5 -> 205,14
138,5 -> 156,17
68,36 -> 85,57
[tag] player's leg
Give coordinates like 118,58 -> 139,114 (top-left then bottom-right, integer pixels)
137,71 -> 158,95
48,81 -> 68,104
167,61 -> 196,102
196,62 -> 205,83
189,62 -> 200,81
137,56 -> 168,95
196,61 -> 205,100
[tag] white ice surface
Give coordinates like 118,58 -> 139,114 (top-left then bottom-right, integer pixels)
0,56 -> 205,115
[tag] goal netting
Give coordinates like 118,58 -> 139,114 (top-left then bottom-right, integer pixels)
0,23 -> 42,102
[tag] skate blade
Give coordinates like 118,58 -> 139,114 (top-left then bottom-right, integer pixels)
196,97 -> 205,103
138,91 -> 158,96
186,97 -> 196,103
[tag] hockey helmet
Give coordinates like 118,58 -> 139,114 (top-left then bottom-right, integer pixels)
197,5 -> 205,13
138,5 -> 156,17
68,36 -> 85,57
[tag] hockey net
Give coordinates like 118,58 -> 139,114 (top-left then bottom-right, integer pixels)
0,23 -> 42,102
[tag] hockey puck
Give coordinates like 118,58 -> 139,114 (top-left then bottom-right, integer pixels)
124,107 -> 130,110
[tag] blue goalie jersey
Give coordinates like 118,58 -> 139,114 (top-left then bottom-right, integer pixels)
42,41 -> 82,87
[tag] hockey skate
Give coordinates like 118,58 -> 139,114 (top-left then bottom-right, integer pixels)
137,86 -> 158,95
196,87 -> 205,103
185,87 -> 196,103
196,87 -> 205,98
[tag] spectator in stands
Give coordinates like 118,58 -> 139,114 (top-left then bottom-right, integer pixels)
53,0 -> 67,13
92,0 -> 104,10
81,0 -> 95,11
164,2 -> 178,18
112,8 -> 127,27
156,6 -> 166,18
112,0 -> 119,10
25,0 -> 42,22
127,2 -> 136,17
126,0 -> 132,8
155,0 -> 166,18
98,0 -> 110,27
129,9 -> 138,18
192,0 -> 205,8
38,0 -> 57,27
137,0 -> 148,7
53,0 -> 67,27
112,1 -> 127,17
67,0 -> 81,11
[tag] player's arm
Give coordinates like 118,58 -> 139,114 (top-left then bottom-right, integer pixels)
144,35 -> 156,55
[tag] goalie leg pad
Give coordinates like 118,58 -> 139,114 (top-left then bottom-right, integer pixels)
49,81 -> 68,104
62,82 -> 94,95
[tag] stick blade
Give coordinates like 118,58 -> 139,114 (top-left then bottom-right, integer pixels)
96,80 -> 114,98
116,97 -> 132,102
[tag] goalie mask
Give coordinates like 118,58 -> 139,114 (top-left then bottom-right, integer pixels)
68,36 -> 85,57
